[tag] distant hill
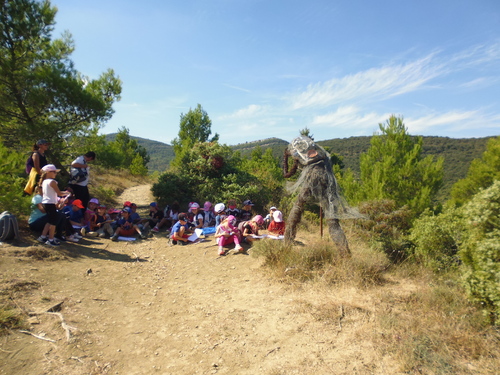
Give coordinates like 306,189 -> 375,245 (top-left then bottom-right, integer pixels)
105,134 -> 174,172
106,133 -> 496,201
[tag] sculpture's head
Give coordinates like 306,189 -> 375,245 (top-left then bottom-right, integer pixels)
289,136 -> 328,165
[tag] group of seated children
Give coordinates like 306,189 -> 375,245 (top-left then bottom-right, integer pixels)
29,180 -> 286,248
166,199 -> 286,256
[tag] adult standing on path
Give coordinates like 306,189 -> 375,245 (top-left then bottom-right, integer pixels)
283,135 -> 361,257
68,151 -> 96,209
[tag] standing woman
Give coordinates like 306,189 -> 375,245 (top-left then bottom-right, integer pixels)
24,139 -> 50,195
68,151 -> 96,210
31,139 -> 50,174
39,164 -> 71,246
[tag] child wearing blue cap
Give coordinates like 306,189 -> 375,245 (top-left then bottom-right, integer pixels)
111,206 -> 147,241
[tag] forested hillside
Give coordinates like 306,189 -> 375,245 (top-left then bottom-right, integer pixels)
106,134 -> 175,172
108,133 -> 495,201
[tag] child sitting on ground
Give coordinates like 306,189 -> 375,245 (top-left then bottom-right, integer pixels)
170,212 -> 192,245
111,207 -> 147,241
214,215 -> 243,256
268,210 -> 285,235
88,205 -> 114,238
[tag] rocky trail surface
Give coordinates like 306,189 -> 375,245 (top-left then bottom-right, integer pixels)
0,185 -> 401,374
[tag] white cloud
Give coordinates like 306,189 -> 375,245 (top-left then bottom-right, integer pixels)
312,106 -> 390,132
288,53 -> 443,110
218,104 -> 266,120
406,110 -> 500,135
223,83 -> 251,93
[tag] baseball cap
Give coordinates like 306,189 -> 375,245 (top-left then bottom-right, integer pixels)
72,199 -> 84,209
36,139 -> 50,145
253,215 -> 264,225
214,203 -> 225,213
190,202 -> 200,209
122,207 -> 132,214
150,202 -> 157,207
89,198 -> 99,204
41,164 -> 60,173
123,201 -> 132,207
243,200 -> 254,206
270,206 -> 277,211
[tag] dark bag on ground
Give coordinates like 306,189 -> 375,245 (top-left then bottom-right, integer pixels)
0,211 -> 20,241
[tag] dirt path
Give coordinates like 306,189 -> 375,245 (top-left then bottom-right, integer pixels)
0,185 -> 402,374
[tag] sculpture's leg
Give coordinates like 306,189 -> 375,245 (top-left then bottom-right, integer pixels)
327,218 -> 351,257
285,189 -> 309,243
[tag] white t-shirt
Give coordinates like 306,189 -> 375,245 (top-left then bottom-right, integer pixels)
70,155 -> 89,186
42,178 -> 58,204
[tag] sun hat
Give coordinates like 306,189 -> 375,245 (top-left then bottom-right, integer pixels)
226,215 -> 237,228
41,164 -> 60,173
214,203 -> 225,213
89,198 -> 99,204
252,215 -> 264,225
273,210 -> 283,223
243,200 -> 254,206
72,199 -> 84,209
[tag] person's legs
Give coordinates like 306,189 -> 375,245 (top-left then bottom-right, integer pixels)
327,219 -> 350,257
285,188 -> 309,243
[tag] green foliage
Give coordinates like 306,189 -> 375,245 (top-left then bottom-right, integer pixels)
152,141 -> 284,210
409,208 -> 464,271
356,199 -> 414,263
88,127 -> 149,175
451,136 -> 500,206
0,142 -> 30,216
171,104 -> 219,170
459,181 -> 500,324
356,116 -> 443,217
239,147 -> 285,208
0,0 -> 122,173
151,171 -> 189,207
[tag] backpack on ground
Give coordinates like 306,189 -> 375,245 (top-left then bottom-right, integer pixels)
0,211 -> 20,242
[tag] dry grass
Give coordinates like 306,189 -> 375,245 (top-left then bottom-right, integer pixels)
89,166 -> 151,207
252,225 -> 500,374
251,228 -> 390,288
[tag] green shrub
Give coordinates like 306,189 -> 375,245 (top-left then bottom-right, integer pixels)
459,181 -> 500,324
0,143 -> 30,216
356,199 -> 414,263
409,208 -> 464,271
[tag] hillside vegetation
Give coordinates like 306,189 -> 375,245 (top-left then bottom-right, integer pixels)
116,134 -> 494,201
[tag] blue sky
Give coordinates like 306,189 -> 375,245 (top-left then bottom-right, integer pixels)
53,0 -> 500,145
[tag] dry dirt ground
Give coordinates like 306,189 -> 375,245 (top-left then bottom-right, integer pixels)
1,185 -> 405,375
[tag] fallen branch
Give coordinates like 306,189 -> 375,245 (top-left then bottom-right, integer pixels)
19,330 -> 56,343
265,346 -> 280,356
28,310 -> 78,342
338,305 -> 345,332
46,312 -> 77,342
